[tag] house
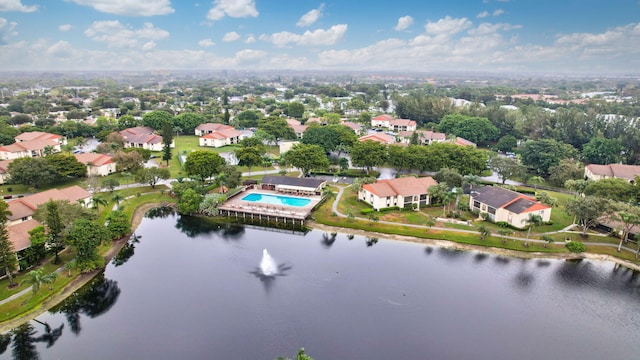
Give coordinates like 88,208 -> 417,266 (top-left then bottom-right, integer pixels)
74,153 -> 116,176
290,124 -> 308,139
371,115 -> 417,132
0,139 -> 62,160
341,121 -> 363,134
398,130 -> 447,145
584,164 -> 640,183
469,186 -> 551,228
358,133 -> 396,145
261,175 -> 326,195
7,185 -> 93,225
449,137 -> 477,147
15,131 -> 66,146
0,159 -> 13,184
199,128 -> 242,148
359,176 -> 438,210
279,141 -> 300,155
195,123 -> 234,136
286,118 -> 301,127
119,126 -> 175,151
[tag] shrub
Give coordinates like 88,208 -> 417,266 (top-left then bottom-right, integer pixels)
565,241 -> 586,253
361,208 -> 375,215
380,206 -> 400,212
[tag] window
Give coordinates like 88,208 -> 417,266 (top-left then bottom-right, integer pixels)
488,207 -> 496,215
473,200 -> 481,209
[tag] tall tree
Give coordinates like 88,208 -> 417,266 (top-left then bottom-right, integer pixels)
522,213 -> 543,246
45,201 -> 65,264
24,225 -> 47,267
350,140 -> 387,174
135,167 -> 170,188
183,150 -> 225,182
519,139 -> 578,175
566,196 -> 612,236
487,156 -> 524,184
68,218 -> 109,272
0,200 -> 17,287
142,110 -> 173,130
284,143 -> 329,176
19,268 -> 58,303
161,121 -> 173,166
581,137 -> 624,165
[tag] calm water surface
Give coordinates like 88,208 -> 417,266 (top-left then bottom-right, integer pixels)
2,209 -> 639,360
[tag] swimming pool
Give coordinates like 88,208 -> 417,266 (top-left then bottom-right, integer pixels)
241,193 -> 312,207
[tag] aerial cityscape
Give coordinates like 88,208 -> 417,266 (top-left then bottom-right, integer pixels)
0,1 -> 639,359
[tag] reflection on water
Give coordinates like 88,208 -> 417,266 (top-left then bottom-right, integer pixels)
1,215 -> 639,360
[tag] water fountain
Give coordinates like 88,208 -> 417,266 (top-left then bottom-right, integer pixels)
259,249 -> 278,276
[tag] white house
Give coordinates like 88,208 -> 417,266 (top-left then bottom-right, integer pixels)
359,176 -> 438,210
371,115 -> 417,132
358,133 -> 396,145
469,186 -> 551,228
74,153 -> 116,176
0,139 -> 61,160
15,131 -> 66,146
119,126 -> 175,152
398,130 -> 447,145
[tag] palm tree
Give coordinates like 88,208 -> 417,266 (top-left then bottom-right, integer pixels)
19,269 -> 58,304
111,193 -> 124,208
91,195 -> 107,212
497,228 -> 513,244
477,224 -> 491,240
424,215 -> 435,229
522,213 -> 544,247
529,176 -> 545,192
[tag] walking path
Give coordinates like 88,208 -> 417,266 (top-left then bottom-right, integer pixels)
328,185 -> 639,254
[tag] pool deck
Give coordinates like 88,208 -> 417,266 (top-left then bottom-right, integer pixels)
218,188 -> 322,224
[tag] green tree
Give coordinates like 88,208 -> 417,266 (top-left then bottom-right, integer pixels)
135,167 -> 170,188
177,188 -> 203,215
19,268 -> 57,302
183,150 -> 225,182
113,150 -> 144,172
566,196 -> 611,236
46,201 -> 65,264
174,113 -> 206,134
477,224 -> 491,240
234,110 -> 263,128
258,118 -> 297,144
434,168 -> 463,188
437,114 -> 499,146
111,193 -> 124,208
519,139 -> 578,175
101,178 -> 120,193
528,175 -> 545,190
91,195 -> 107,212
106,210 -> 132,239
565,241 -> 586,253
487,157 -> 524,184
284,143 -> 329,176
24,225 -> 47,267
350,140 -> 387,174
549,159 -> 584,187
235,146 -> 264,175
217,164 -> 242,189
584,178 -> 634,202
142,110 -> 174,130
46,153 -> 86,178
7,157 -> 59,188
581,137 -> 624,165
522,213 -> 543,246
496,135 -> 518,152
162,121 -> 174,166
68,218 -> 108,272
0,200 -> 17,287
497,228 -> 513,244
287,102 -> 306,119
277,347 -> 315,360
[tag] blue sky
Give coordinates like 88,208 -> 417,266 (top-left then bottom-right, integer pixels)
0,0 -> 639,74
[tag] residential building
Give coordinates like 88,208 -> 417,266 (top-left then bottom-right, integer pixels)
584,164 -> 640,183
359,176 -> 438,210
261,175 -> 326,195
398,130 -> 447,145
0,159 -> 13,184
469,186 -> 551,228
279,141 -> 300,154
290,124 -> 308,139
341,121 -> 363,134
119,126 -> 174,151
7,185 -> 93,225
194,123 -> 234,136
449,137 -> 477,147
371,115 -> 417,132
74,153 -> 116,176
358,133 -> 396,145
0,139 -> 62,160
15,131 -> 66,146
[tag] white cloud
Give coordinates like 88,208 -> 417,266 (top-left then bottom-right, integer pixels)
85,21 -> 169,48
222,31 -> 240,42
0,17 -> 17,44
262,24 -> 347,47
234,48 -> 266,64
394,16 -> 413,31
198,38 -> 215,47
425,16 -> 472,37
207,0 -> 258,21
0,0 -> 37,12
141,41 -> 156,51
67,0 -> 173,16
493,9 -> 504,16
59,24 -> 72,32
46,40 -> 75,58
297,3 -> 324,27
245,35 -> 256,44
476,11 -> 489,18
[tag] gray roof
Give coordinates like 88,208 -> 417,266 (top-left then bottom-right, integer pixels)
471,186 -> 523,209
504,198 -> 538,215
261,175 -> 325,190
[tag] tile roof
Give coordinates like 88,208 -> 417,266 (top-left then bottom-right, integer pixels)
341,121 -> 362,131
363,176 -> 438,197
120,126 -> 155,137
7,185 -> 91,221
586,164 -> 640,181
15,131 -> 62,142
389,119 -> 416,127
286,118 -> 301,126
74,153 -> 113,166
0,159 -> 13,173
195,123 -> 233,132
452,137 -> 477,147
0,139 -> 59,153
201,127 -> 241,140
261,175 -> 325,189
358,133 -> 395,144
372,114 -> 394,121
290,125 -> 308,135
8,219 -> 41,251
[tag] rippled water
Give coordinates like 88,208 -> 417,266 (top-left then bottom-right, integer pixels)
1,210 -> 639,359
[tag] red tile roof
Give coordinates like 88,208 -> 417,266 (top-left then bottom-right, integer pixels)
7,186 -> 91,221
8,219 -> 41,251
74,153 -> 113,166
363,176 -> 438,197
15,131 -> 62,142
358,133 -> 395,144
586,164 -> 640,181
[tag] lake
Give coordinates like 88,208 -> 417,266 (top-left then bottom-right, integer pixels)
1,208 -> 639,359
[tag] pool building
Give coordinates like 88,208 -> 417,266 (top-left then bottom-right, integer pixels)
217,176 -> 326,225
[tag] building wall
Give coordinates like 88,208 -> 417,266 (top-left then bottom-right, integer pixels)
88,163 -> 117,177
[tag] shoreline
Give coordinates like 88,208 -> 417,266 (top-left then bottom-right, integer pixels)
307,221 -> 640,272
2,206 -> 638,332
0,202 -> 165,333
